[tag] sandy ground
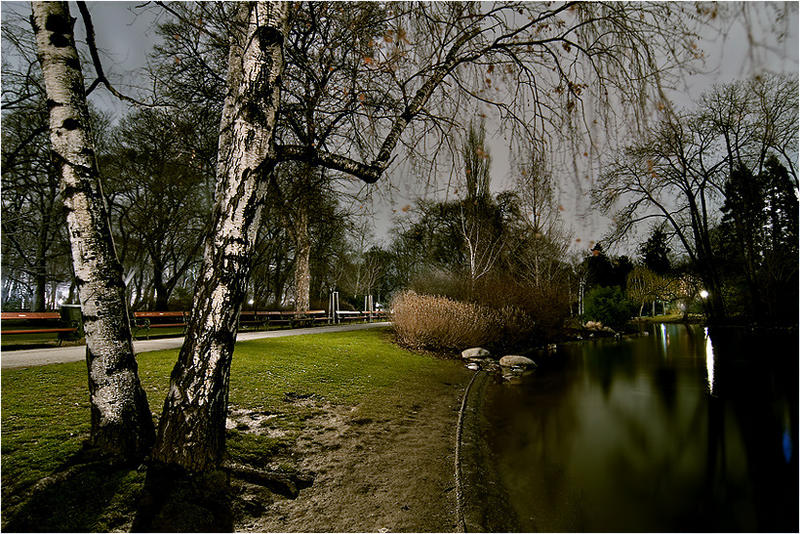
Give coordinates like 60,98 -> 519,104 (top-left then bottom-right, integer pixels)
234,370 -> 470,532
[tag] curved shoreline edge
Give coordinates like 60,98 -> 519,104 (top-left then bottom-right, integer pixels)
454,369 -> 519,533
454,369 -> 482,532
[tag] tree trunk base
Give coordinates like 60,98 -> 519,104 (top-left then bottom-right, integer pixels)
131,459 -> 315,531
132,463 -> 233,533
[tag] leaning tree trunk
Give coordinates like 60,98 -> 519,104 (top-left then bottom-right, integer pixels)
152,1 -> 288,473
31,1 -> 154,461
293,205 -> 311,313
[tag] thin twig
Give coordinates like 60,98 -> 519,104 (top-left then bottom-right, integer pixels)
76,1 -> 152,107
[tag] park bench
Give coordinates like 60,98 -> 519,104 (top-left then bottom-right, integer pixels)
335,309 -> 390,323
336,310 -> 368,322
239,309 -> 327,329
1,311 -> 80,345
132,311 -> 187,339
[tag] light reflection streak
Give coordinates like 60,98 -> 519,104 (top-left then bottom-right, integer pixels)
704,327 -> 715,396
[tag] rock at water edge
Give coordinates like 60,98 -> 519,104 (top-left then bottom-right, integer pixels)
499,355 -> 536,368
461,347 -> 490,360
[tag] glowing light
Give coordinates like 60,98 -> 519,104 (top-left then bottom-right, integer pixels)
699,289 -> 709,299
704,327 -> 715,396
248,299 -> 254,305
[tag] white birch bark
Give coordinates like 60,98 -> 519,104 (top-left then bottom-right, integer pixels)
31,0 -> 154,460
152,1 -> 288,472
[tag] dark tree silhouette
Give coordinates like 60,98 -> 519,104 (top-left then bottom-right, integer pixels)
639,227 -> 672,276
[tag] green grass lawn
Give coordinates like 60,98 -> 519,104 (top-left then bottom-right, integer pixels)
1,328 -> 465,531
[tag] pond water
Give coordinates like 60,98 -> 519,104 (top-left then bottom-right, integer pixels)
483,324 -> 798,532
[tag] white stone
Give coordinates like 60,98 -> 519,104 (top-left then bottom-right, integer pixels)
499,355 -> 536,368
461,347 -> 490,359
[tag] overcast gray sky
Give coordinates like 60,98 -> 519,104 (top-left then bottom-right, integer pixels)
2,1 -> 797,254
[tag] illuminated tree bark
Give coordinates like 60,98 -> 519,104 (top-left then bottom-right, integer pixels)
152,1 -> 288,472
31,0 -> 154,461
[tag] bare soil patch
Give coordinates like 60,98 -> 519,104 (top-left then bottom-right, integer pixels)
235,372 -> 468,532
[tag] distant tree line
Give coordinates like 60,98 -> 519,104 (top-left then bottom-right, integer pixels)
1,4 -> 391,314
596,74 -> 798,326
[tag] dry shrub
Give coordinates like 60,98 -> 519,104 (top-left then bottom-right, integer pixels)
391,291 -> 497,352
408,269 -> 469,301
471,274 -> 571,341
396,268 -> 572,352
494,305 -> 535,350
391,290 -> 537,353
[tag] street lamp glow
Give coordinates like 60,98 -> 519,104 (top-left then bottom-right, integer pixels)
699,289 -> 709,299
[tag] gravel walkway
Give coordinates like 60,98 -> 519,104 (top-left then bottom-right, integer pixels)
0,322 -> 391,369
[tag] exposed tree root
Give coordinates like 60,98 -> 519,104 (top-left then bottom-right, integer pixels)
223,461 -> 314,498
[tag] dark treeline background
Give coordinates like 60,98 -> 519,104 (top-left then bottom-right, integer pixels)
2,5 -> 797,330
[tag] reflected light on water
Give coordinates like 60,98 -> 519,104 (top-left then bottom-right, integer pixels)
783,409 -> 793,463
783,431 -> 792,463
704,327 -> 715,396
660,323 -> 668,354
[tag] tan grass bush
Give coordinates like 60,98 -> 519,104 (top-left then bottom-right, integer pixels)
391,290 -> 520,352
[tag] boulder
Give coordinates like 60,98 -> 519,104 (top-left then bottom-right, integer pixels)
461,347 -> 490,360
499,355 -> 536,368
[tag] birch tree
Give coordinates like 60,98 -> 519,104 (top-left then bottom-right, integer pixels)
30,0 -> 154,461
151,2 -> 288,472
508,145 -> 572,289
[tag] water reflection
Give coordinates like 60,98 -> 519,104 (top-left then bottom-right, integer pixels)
484,324 -> 798,532
705,327 -> 715,396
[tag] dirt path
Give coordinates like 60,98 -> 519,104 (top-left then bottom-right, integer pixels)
237,363 -> 471,532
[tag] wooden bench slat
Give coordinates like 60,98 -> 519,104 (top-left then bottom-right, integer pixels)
1,328 -> 76,335
1,312 -> 62,320
257,310 -> 325,316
